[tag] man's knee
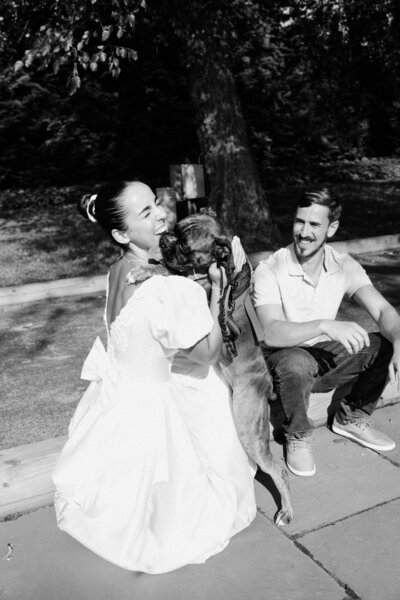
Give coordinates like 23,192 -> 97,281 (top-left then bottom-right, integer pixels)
266,347 -> 318,384
368,332 -> 393,366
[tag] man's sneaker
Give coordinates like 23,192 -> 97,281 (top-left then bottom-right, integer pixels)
332,416 -> 395,452
285,433 -> 316,477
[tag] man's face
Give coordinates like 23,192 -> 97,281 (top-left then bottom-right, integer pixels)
293,204 -> 338,262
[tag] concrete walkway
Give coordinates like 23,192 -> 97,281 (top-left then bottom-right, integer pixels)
1,401 -> 399,600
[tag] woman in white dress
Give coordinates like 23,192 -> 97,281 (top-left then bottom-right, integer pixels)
52,181 -> 256,574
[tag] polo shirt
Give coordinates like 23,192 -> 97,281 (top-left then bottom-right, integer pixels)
253,243 -> 372,346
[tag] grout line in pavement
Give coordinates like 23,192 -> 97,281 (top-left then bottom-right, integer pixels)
256,505 -> 362,599
291,538 -> 362,600
290,494 -> 400,541
369,450 -> 400,469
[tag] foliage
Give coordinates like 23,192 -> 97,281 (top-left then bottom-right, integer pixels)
233,0 -> 400,183
0,0 -> 202,189
0,66 -> 122,187
0,0 -> 399,193
11,0 -> 144,95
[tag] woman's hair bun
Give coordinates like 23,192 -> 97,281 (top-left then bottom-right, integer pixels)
78,194 -> 97,223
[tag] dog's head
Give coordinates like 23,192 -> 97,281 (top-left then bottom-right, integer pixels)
159,209 -> 236,285
160,209 -> 253,362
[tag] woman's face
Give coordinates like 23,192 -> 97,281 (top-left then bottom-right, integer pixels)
117,182 -> 168,251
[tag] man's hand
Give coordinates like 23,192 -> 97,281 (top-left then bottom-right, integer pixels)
321,320 -> 370,354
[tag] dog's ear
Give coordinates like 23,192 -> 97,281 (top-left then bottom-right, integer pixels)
160,231 -> 194,274
199,207 -> 217,218
211,237 -> 235,279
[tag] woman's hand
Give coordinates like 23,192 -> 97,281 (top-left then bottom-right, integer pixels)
208,262 -> 228,290
126,262 -> 168,285
183,262 -> 227,366
231,236 -> 247,276
126,265 -> 153,285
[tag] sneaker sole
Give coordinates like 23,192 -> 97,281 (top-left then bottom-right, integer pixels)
286,462 -> 316,477
332,423 -> 396,452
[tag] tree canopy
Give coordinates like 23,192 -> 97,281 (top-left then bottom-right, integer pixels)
1,0 -> 399,247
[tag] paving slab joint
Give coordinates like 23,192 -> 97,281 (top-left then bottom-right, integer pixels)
292,538 -> 363,600
256,501 -> 363,600
291,494 -> 400,541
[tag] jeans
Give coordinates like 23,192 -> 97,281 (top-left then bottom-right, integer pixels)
264,333 -> 393,436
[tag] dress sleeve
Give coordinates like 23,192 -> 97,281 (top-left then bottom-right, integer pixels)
146,275 -> 214,350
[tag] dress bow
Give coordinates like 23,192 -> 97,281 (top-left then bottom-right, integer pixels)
81,337 -> 118,386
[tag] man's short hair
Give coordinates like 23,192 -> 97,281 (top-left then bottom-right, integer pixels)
297,188 -> 342,223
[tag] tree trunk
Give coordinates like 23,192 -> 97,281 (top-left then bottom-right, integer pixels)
179,6 -> 281,252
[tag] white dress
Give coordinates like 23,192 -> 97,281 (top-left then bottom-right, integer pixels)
52,275 -> 256,574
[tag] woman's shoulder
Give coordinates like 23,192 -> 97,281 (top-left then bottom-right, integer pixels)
108,255 -> 128,281
108,272 -> 206,325
107,258 -> 138,325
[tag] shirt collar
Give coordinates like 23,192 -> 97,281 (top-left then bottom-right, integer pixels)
287,243 -> 341,277
323,244 -> 341,275
287,244 -> 304,276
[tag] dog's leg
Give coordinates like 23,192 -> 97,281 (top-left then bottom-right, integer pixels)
217,271 -> 294,525
252,418 -> 294,527
231,360 -> 294,526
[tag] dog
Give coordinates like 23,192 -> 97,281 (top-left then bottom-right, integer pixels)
212,259 -> 294,526
126,235 -> 294,526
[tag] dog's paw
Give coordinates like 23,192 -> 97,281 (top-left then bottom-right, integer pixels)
274,508 -> 294,527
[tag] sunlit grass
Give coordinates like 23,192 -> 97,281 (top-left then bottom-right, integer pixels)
0,202 -> 119,286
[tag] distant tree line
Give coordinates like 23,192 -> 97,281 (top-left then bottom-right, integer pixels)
0,0 -> 399,247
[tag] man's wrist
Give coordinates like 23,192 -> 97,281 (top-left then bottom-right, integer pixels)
318,319 -> 327,336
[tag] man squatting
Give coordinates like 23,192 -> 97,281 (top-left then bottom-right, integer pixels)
253,188 -> 400,476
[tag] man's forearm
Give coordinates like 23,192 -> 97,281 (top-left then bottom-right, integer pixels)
378,305 -> 400,347
261,319 -> 324,348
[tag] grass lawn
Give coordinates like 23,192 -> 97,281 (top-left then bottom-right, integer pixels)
1,181 -> 400,287
0,202 -> 117,287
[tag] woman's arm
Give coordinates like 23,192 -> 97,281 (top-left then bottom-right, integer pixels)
181,264 -> 227,365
